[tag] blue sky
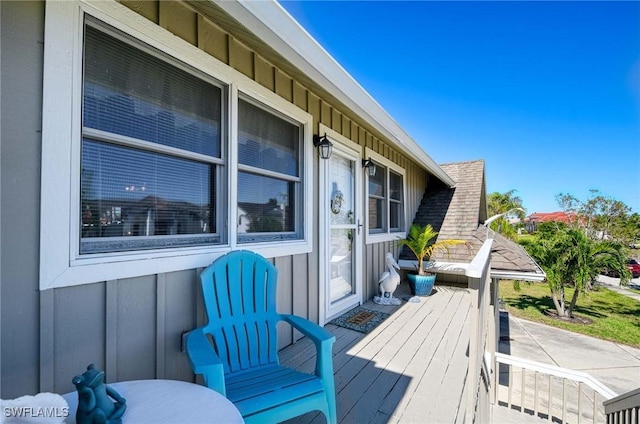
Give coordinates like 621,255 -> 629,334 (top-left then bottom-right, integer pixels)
279,1 -> 640,214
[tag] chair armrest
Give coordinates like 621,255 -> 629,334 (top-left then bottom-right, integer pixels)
185,328 -> 226,396
280,314 -> 336,379
281,314 -> 334,342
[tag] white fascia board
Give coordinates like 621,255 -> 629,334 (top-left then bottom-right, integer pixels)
398,259 -> 468,275
398,259 -> 546,282
490,270 -> 546,282
213,0 -> 455,187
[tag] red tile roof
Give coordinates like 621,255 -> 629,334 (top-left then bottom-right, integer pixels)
525,211 -> 576,224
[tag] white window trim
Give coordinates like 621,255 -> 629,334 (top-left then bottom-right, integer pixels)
317,124 -> 363,325
40,0 -> 312,290
231,88 -> 311,247
364,148 -> 407,244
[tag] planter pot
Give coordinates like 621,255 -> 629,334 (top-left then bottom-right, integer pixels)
407,273 -> 436,296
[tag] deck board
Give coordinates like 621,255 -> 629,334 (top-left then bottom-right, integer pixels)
282,284 -> 471,424
408,292 -> 470,423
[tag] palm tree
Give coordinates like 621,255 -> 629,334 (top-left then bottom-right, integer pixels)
487,190 -> 525,241
398,224 -> 467,275
523,225 -> 630,318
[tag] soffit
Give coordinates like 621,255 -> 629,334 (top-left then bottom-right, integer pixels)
186,0 -> 455,186
186,1 -> 349,114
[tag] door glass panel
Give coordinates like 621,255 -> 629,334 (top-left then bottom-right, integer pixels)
330,228 -> 354,304
329,154 -> 356,305
330,156 -> 354,225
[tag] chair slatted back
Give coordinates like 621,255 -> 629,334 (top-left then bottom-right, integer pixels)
200,250 -> 280,375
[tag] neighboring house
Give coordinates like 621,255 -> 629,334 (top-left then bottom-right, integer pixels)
1,0 -> 464,398
399,160 -> 545,283
524,211 -> 578,233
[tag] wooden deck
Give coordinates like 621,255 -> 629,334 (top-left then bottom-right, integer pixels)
281,283 -> 472,424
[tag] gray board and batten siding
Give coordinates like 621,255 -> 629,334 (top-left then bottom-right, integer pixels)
0,0 -> 434,398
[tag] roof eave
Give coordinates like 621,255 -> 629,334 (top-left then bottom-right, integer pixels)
398,259 -> 547,282
490,270 -> 547,282
212,0 -> 456,187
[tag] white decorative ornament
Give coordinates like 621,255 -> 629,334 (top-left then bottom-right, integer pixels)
331,190 -> 344,214
374,252 -> 402,305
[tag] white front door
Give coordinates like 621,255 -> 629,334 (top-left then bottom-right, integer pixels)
320,142 -> 362,323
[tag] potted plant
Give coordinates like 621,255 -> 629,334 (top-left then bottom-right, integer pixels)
398,223 -> 467,296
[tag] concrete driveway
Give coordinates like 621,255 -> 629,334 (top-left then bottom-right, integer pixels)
499,311 -> 640,396
596,273 -> 640,302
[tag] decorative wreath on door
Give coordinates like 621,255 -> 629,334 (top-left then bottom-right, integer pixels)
331,190 -> 344,214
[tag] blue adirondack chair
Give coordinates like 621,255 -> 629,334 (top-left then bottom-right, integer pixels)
186,250 -> 337,424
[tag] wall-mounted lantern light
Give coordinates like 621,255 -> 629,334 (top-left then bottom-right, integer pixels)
362,158 -> 376,177
313,133 -> 333,160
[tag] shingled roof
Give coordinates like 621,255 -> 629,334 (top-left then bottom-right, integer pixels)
401,159 -> 545,280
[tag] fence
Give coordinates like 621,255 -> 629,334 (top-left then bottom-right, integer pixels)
604,387 -> 640,424
495,352 -> 618,423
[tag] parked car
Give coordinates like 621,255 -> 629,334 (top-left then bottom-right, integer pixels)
627,259 -> 640,278
604,258 -> 640,278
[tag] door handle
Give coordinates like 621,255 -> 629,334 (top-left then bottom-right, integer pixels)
357,219 -> 363,235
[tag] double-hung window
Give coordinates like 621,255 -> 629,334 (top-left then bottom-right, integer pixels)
40,1 -> 312,289
81,22 -> 225,254
237,98 -> 303,242
366,150 -> 406,242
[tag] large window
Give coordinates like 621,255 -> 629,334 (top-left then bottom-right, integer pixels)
40,2 -> 312,289
237,99 -> 302,242
366,150 -> 406,242
81,24 -> 224,254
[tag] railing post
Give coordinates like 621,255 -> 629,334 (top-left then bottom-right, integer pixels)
578,382 -> 584,424
507,364 -> 513,408
488,277 -> 499,406
521,368 -> 526,411
562,378 -> 567,423
465,239 -> 493,423
534,370 -> 539,417
593,390 -> 599,423
466,273 -> 482,423
548,375 -> 552,421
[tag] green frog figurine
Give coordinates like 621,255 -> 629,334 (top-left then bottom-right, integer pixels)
72,364 -> 126,424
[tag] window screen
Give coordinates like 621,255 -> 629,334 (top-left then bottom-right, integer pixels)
368,163 -> 386,232
80,24 -> 222,254
368,162 -> 405,235
389,170 -> 404,231
237,99 -> 302,242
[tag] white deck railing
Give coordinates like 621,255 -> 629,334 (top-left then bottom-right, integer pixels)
495,352 -> 618,423
466,239 -> 495,424
604,387 -> 640,424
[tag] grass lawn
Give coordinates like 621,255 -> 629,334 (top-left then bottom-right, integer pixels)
499,281 -> 640,348
516,234 -> 536,243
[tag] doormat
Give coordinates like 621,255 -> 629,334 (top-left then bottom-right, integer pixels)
330,306 -> 390,334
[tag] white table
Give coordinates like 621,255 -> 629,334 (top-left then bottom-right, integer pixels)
63,379 -> 243,424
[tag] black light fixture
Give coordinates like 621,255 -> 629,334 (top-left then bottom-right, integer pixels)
313,133 -> 333,160
362,158 -> 376,177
